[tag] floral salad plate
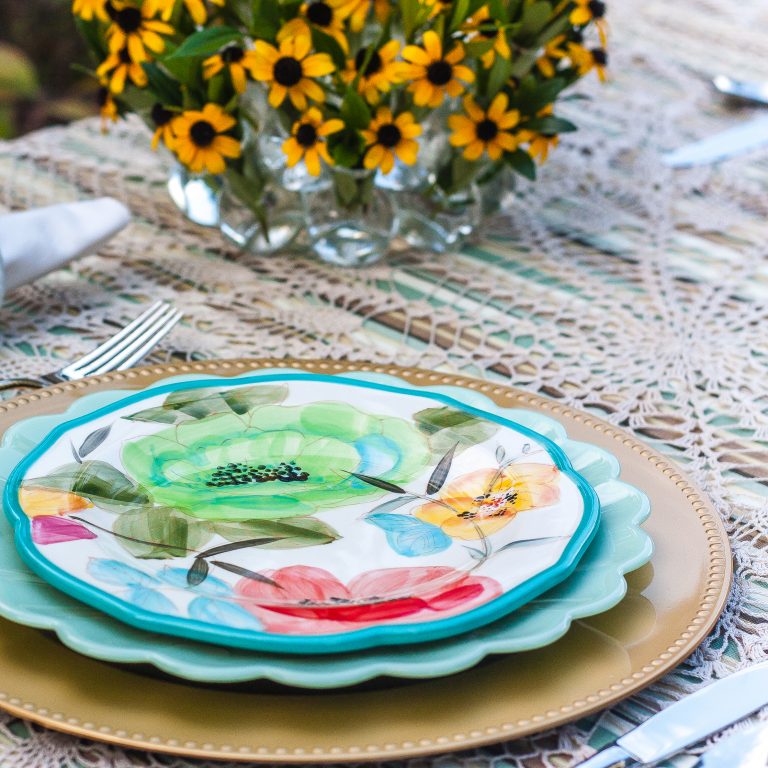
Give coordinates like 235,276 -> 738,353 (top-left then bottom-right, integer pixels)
3,374 -> 600,654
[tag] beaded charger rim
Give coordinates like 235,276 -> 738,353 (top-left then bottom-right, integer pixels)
0,358 -> 731,764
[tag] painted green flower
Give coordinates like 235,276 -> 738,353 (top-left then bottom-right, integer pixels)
121,401 -> 432,521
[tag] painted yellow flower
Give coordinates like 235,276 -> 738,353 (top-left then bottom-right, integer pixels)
145,0 -> 225,25
72,0 -> 109,22
401,31 -> 475,108
282,108 -> 344,176
569,43 -> 608,82
448,93 -> 519,161
362,108 -> 421,174
536,34 -> 568,78
570,0 -> 608,46
173,104 -> 241,174
279,2 -> 350,54
203,44 -> 257,93
96,48 -> 148,93
106,1 -> 174,63
247,35 -> 335,110
19,488 -> 93,518
150,103 -> 176,150
462,6 -> 511,69
341,40 -> 402,104
98,86 -> 118,131
414,463 -> 561,540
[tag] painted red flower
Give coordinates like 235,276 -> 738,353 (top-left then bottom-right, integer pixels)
234,564 -> 502,634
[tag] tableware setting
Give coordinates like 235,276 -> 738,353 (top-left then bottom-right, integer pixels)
0,359 -> 730,761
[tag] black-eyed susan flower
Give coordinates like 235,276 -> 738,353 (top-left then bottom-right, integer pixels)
203,44 -> 256,93
462,6 -> 511,69
569,44 -> 608,82
517,129 -> 558,163
97,48 -> 148,93
248,36 -> 335,110
279,2 -> 349,54
335,0 -> 389,31
145,0 -> 225,25
341,41 -> 401,104
282,107 -> 343,176
97,86 -> 118,132
448,93 -> 519,161
362,107 -> 421,174
569,0 -> 608,46
106,1 -> 174,63
401,31 -> 475,108
72,0 -> 109,22
150,103 -> 176,150
173,103 -> 241,174
535,34 -> 568,78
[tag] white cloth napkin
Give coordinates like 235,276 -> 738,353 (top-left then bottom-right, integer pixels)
0,198 -> 131,293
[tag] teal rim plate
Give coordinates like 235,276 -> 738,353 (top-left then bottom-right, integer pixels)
3,373 -> 600,655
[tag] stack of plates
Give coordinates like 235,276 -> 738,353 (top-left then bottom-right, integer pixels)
0,361 -> 729,761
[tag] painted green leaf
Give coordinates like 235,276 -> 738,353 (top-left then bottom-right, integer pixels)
426,442 -> 458,495
220,384 -> 289,414
213,517 -> 340,548
413,406 -> 500,456
187,557 -> 209,586
113,506 -> 214,559
123,406 -> 194,425
26,460 -> 150,509
210,560 -> 280,588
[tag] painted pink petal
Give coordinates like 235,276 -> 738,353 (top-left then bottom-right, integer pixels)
348,566 -> 460,600
237,565 -> 352,605
31,515 -> 97,545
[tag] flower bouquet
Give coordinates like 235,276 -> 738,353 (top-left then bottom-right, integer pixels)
73,0 -> 608,265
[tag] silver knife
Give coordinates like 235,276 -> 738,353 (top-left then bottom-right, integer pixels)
696,720 -> 768,768
712,75 -> 768,107
662,115 -> 768,167
575,661 -> 768,768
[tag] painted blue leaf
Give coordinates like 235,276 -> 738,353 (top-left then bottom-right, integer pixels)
365,514 -> 452,557
87,558 -> 158,587
189,597 -> 263,630
126,586 -> 178,615
157,566 -> 231,596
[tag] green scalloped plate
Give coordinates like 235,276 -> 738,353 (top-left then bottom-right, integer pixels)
0,370 -> 652,688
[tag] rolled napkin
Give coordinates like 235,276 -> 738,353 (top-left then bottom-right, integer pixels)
0,197 -> 131,294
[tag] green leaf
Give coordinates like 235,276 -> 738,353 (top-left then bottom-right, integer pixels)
448,0 -> 471,30
187,557 -> 209,586
349,472 -> 406,494
250,0 -> 281,39
426,442 -> 458,495
123,406 -> 195,425
26,461 -> 150,509
311,27 -> 346,71
505,148 -> 537,180
79,425 -> 112,458
328,128 -> 365,168
413,406 -> 501,456
486,53 -> 514,99
112,506 -> 214,559
522,115 -> 577,135
0,43 -> 39,100
213,517 -> 340,548
142,62 -> 183,106
166,26 -> 242,60
340,89 -> 371,130
210,560 -> 280,587
518,1 -> 552,40
221,384 -> 289,414
198,537 -> 282,558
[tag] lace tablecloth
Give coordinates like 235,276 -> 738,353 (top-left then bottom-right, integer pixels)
1,0 -> 768,765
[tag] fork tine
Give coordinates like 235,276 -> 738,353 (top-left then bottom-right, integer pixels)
97,308 -> 182,374
60,301 -> 169,378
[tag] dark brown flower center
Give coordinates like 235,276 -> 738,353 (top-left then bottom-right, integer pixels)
151,103 -> 173,127
478,22 -> 498,39
190,120 -> 216,147
476,118 -> 498,142
376,123 -> 401,148
221,45 -> 244,63
118,47 -> 132,63
306,1 -> 333,26
274,56 -> 303,86
591,47 -> 607,66
588,0 -> 606,18
296,123 -> 318,147
354,47 -> 383,76
426,60 -> 452,86
115,6 -> 142,32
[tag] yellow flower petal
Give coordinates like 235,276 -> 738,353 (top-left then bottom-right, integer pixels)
396,139 -> 419,165
401,45 -> 431,66
464,96 -> 484,122
487,92 -> 509,121
305,147 -> 321,176
464,139 -> 485,160
19,487 -> 93,518
422,30 -> 442,61
318,119 -> 344,136
364,143 -> 385,169
302,52 -> 335,77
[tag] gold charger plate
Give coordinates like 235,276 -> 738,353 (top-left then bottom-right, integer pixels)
0,359 -> 731,763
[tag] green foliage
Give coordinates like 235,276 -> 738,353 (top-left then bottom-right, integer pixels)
113,506 -> 214,559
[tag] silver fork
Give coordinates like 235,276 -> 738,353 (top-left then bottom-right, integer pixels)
0,301 -> 182,392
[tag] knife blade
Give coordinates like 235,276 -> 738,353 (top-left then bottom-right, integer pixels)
662,115 -> 768,168
575,661 -> 768,768
712,75 -> 768,107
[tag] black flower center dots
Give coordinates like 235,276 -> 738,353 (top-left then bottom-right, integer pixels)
151,103 -> 173,127
206,461 -> 310,487
296,123 -> 319,147
476,119 -> 498,142
426,60 -> 453,86
376,123 -> 402,148
274,56 -> 303,86
588,0 -> 606,18
221,45 -> 245,63
306,1 -> 333,27
115,6 -> 142,32
190,120 -> 217,147
354,48 -> 382,76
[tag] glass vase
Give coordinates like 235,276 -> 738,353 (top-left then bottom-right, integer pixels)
302,167 -> 397,267
167,162 -> 220,227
